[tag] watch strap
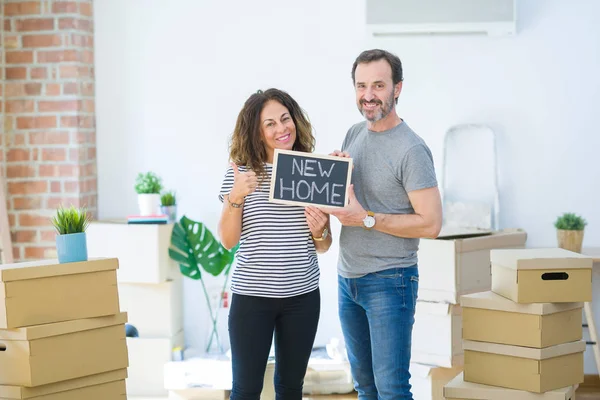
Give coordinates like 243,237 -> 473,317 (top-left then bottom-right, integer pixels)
312,227 -> 329,241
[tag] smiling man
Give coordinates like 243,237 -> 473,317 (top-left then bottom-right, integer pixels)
326,49 -> 443,400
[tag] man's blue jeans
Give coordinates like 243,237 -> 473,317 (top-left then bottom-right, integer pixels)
338,265 -> 419,400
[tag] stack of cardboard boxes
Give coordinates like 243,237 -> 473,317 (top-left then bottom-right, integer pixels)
409,229 -> 528,399
444,247 -> 592,399
87,220 -> 185,397
0,257 -> 129,399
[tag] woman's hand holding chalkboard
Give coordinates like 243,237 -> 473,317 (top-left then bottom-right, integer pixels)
305,206 -> 329,238
229,162 -> 258,202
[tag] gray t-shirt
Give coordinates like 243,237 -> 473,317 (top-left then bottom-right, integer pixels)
338,120 -> 438,278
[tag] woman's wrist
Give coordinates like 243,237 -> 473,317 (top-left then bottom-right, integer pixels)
228,191 -> 245,205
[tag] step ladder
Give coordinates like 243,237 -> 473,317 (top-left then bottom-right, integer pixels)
0,177 -> 13,264
582,248 -> 600,377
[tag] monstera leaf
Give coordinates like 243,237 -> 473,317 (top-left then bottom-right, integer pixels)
168,215 -> 237,280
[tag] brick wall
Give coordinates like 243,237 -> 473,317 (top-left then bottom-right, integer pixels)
1,0 -> 97,261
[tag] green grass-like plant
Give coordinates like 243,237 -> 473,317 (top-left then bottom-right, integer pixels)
134,172 -> 163,194
554,212 -> 587,231
161,191 -> 176,206
51,205 -> 92,235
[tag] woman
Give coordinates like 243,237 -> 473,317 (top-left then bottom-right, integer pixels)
218,88 -> 332,400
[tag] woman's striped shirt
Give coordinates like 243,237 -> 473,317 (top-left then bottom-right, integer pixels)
219,163 -> 320,298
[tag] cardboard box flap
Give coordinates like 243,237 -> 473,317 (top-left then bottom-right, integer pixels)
415,300 -> 455,316
491,248 -> 593,270
436,227 -> 493,239
0,369 -> 127,399
408,362 -> 434,378
0,258 -> 119,282
463,339 -> 586,360
460,291 -> 583,315
452,228 -> 527,253
0,313 -> 127,341
444,372 -> 575,399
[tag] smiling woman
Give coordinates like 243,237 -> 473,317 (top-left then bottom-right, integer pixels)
228,89 -> 315,181
216,88 -> 333,400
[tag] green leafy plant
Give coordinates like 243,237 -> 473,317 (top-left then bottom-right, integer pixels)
134,172 -> 163,194
161,191 -> 176,206
554,212 -> 587,231
168,215 -> 238,352
51,205 -> 92,235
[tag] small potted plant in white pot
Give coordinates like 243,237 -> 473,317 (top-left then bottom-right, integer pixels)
51,205 -> 92,263
160,190 -> 177,222
134,171 -> 163,216
554,212 -> 587,253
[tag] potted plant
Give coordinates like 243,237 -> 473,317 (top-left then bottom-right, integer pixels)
134,171 -> 163,216
554,212 -> 587,253
51,205 -> 92,263
160,190 -> 177,222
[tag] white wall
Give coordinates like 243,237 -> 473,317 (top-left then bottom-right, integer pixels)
94,0 -> 600,371
367,0 -> 600,245
93,0 -> 366,353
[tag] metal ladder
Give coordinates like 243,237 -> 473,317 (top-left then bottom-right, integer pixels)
441,124 -> 500,231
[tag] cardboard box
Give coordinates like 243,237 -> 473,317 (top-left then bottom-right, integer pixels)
0,369 -> 127,400
126,330 -> 185,396
461,291 -> 583,348
87,220 -> 178,283
118,278 -> 183,337
409,363 -> 462,400
412,301 -> 462,367
0,258 -> 120,329
417,229 -> 527,303
491,248 -> 593,303
444,372 -> 576,399
0,313 -> 129,387
463,339 -> 585,393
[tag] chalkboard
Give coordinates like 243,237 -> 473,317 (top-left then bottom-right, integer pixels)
269,149 -> 353,208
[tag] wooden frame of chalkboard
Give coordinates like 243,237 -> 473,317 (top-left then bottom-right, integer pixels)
269,149 -> 353,208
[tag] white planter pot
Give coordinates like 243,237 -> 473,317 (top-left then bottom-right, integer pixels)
138,194 -> 161,216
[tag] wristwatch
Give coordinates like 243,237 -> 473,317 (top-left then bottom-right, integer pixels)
363,211 -> 375,230
312,227 -> 329,241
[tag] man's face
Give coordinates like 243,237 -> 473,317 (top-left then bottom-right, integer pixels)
354,59 -> 399,123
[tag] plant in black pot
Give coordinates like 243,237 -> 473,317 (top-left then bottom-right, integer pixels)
51,205 -> 92,263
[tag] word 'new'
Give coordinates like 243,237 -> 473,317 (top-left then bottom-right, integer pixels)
278,159 -> 343,205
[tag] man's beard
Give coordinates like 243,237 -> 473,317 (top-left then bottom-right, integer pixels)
359,90 -> 395,122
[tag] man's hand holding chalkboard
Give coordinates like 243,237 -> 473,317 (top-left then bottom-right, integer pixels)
229,162 -> 258,204
329,150 -> 350,158
322,184 -> 368,227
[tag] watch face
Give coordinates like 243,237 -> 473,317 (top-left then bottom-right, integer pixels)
364,216 -> 375,228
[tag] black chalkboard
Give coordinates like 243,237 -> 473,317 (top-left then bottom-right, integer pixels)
269,149 -> 353,208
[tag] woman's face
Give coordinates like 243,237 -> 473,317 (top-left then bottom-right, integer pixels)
260,100 -> 297,163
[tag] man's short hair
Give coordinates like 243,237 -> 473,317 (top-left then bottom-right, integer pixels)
351,49 -> 403,85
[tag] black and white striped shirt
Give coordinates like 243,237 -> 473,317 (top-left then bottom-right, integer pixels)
219,163 -> 320,298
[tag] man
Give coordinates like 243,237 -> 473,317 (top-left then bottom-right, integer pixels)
324,49 -> 443,399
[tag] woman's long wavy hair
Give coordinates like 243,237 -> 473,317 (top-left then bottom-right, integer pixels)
229,88 -> 315,181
